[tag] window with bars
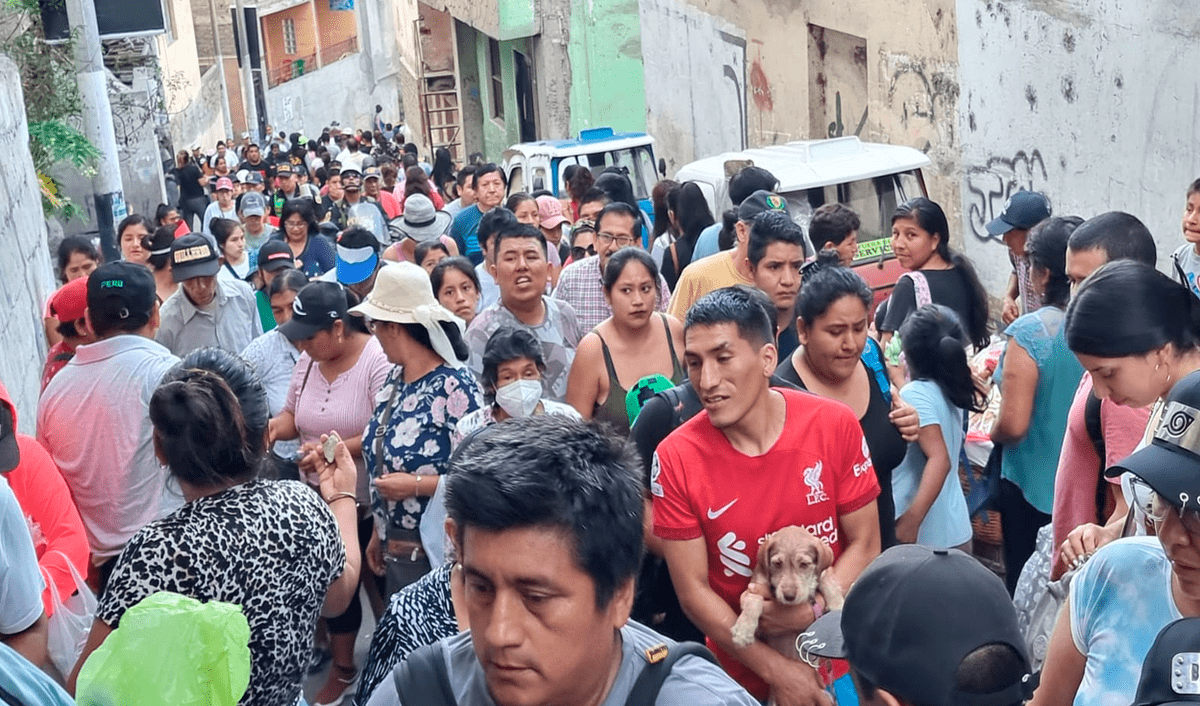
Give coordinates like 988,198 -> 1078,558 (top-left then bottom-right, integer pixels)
283,18 -> 297,55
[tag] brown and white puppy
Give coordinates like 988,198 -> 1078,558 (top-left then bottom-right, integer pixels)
729,525 -> 842,658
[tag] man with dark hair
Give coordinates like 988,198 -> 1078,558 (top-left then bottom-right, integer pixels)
668,190 -> 792,320
1065,211 -> 1158,288
444,165 -> 477,220
692,166 -> 780,261
577,187 -> 611,224
553,202 -> 672,332
746,210 -> 806,358
809,203 -> 862,266
475,207 -> 519,310
466,224 -> 582,401
653,285 -> 880,703
451,163 -> 507,265
802,545 -> 1037,706
38,262 -> 182,591
156,234 -> 262,356
1050,210 -> 1157,576
238,143 -> 274,185
366,416 -> 757,706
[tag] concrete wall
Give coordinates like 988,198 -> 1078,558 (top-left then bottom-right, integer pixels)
638,0 -> 745,173
265,53 -> 399,138
0,56 -> 56,434
455,20 -> 486,159
956,0 -> 1200,292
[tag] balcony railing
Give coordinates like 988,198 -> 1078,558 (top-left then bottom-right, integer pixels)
266,36 -> 359,88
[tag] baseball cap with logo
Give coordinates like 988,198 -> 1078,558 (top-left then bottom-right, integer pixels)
170,233 -> 221,282
1134,618 -> 1200,706
241,191 -> 268,218
336,227 -> 381,285
536,195 -> 567,229
1107,370 -> 1200,511
275,162 -> 294,176
985,190 -> 1052,236
215,177 -> 234,192
258,240 -> 296,273
277,281 -> 347,341
363,166 -> 382,181
738,190 -> 790,223
246,171 -> 264,186
87,261 -> 157,332
802,544 -> 1037,706
49,277 -> 89,324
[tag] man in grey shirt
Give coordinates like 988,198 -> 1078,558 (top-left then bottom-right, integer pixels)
364,416 -> 757,706
157,233 -> 262,356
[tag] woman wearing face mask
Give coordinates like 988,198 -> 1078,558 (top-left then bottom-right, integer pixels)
352,262 -> 483,598
454,327 -> 581,441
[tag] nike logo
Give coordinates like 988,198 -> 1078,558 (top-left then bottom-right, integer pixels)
707,499 -> 738,520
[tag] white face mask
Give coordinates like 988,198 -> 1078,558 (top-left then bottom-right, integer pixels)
494,378 -> 542,418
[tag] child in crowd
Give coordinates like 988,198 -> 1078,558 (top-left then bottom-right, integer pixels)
1172,178 -> 1200,299
892,304 -> 983,550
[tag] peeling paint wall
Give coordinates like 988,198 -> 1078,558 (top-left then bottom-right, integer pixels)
638,0 -> 745,174
956,0 -> 1200,292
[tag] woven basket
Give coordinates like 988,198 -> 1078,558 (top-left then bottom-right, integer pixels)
960,463 -> 1003,546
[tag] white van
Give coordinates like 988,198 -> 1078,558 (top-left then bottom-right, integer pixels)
674,136 -> 931,303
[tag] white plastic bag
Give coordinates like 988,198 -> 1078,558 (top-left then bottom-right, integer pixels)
46,551 -> 96,678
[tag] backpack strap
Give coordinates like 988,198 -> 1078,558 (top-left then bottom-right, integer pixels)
393,642 -> 457,706
1085,389 -> 1110,522
907,270 -> 933,308
861,336 -> 892,406
1174,249 -> 1190,288
624,642 -> 720,706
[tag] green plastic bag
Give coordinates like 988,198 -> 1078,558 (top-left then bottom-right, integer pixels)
76,591 -> 251,706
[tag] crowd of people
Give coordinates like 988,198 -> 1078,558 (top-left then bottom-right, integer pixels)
4,121 -> 1200,706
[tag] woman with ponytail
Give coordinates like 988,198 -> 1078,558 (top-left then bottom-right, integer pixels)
988,217 -> 1085,591
891,304 -> 985,549
1057,260 -> 1200,561
879,198 -> 991,384
70,349 -> 362,706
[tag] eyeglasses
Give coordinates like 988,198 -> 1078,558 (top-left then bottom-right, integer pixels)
596,232 -> 637,247
284,220 -> 307,230
1131,476 -> 1200,534
571,245 -> 596,260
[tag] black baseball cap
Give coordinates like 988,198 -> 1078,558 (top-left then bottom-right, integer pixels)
275,162 -> 294,175
737,190 -> 790,223
1107,370 -> 1200,511
87,261 -> 156,331
170,233 -> 221,282
802,545 -> 1037,706
258,240 -> 296,273
277,281 -> 347,341
985,191 -> 1052,236
1135,618 -> 1200,706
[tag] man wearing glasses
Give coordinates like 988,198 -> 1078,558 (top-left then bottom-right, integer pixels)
553,203 -> 671,332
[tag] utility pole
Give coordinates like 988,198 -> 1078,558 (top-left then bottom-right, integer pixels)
233,0 -> 258,143
65,0 -> 125,263
207,0 -> 234,138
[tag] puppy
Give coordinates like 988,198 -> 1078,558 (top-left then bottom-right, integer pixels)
729,525 -> 842,658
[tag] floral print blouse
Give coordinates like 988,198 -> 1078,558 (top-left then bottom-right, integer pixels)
362,364 -> 483,539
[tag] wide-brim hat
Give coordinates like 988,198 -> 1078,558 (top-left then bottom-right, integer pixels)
350,262 -> 464,368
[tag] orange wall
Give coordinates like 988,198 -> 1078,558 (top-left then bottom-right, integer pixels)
261,3 -> 318,71
314,1 -> 356,47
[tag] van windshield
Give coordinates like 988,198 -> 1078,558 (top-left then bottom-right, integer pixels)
786,170 -> 924,263
555,146 -> 657,202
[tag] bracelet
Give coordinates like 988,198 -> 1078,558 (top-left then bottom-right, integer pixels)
412,473 -> 420,497
325,491 -> 356,505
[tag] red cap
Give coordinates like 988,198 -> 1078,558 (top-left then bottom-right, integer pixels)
49,277 -> 89,323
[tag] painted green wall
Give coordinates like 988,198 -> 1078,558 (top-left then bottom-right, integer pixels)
497,0 -> 536,40
473,34 -> 524,162
567,0 -> 647,136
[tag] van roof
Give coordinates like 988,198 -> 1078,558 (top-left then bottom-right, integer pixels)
503,127 -> 655,160
674,137 -> 930,193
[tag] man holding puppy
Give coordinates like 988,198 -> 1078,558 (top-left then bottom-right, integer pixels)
652,285 -> 881,704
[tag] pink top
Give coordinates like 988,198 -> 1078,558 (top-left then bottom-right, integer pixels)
283,335 -> 391,445
1051,374 -> 1150,566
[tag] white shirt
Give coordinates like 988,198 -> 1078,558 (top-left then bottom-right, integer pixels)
202,202 -> 238,233
156,277 -> 263,357
240,329 -> 301,459
37,335 -> 182,559
0,474 -> 44,634
475,262 -> 500,311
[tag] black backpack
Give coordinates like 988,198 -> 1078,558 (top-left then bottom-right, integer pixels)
392,639 -> 719,706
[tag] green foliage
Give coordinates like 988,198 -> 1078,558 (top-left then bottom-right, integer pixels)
2,0 -> 96,221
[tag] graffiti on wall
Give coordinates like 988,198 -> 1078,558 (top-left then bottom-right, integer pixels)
965,149 -> 1050,241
